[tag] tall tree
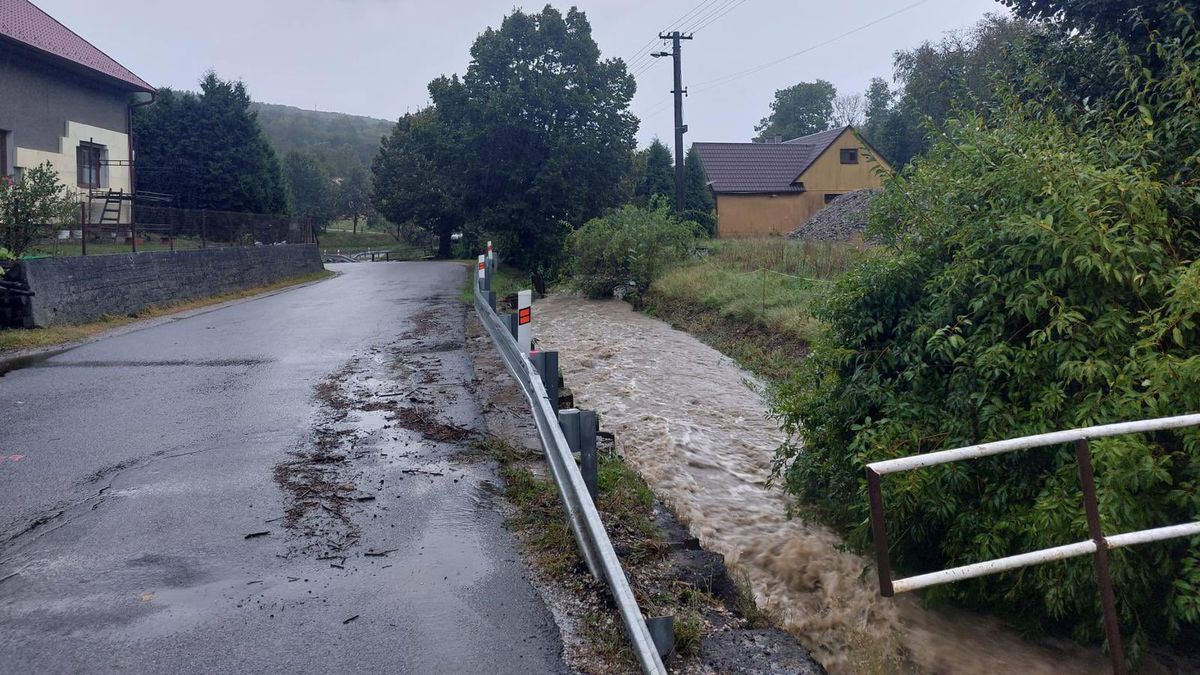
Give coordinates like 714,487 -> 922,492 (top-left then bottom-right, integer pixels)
133,72 -> 287,214
283,151 -> 336,230
371,108 -> 462,258
682,146 -> 715,236
636,139 -> 674,207
337,166 -> 371,233
754,80 -> 836,141
428,6 -> 637,277
831,93 -> 865,128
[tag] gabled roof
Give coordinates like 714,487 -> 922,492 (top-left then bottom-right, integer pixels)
0,0 -> 154,93
694,126 -> 850,194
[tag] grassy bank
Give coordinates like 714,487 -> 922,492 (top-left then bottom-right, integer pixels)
0,269 -> 333,354
645,238 -> 863,380
316,229 -> 433,259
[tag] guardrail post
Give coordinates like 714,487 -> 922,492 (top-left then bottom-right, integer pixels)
579,410 -> 599,501
1075,438 -> 1127,675
542,351 -> 559,414
507,313 -> 519,340
487,290 -> 497,312
516,290 -> 532,354
558,409 -> 581,453
647,616 -> 675,657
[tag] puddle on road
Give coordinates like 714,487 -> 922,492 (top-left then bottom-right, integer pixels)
536,295 -> 1121,675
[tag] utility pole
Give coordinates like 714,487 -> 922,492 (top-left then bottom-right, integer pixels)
653,31 -> 693,213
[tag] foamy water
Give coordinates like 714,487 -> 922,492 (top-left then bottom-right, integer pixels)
537,295 -> 1124,674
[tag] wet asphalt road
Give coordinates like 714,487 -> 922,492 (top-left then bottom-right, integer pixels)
0,262 -> 566,674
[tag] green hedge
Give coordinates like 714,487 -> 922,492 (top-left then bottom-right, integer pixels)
771,24 -> 1200,658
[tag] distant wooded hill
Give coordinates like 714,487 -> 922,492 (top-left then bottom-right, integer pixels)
251,102 -> 393,179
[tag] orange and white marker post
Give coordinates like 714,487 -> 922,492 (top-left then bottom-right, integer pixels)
477,254 -> 486,287
517,289 -> 532,355
486,240 -> 495,271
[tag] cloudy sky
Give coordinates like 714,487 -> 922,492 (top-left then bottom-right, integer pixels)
38,0 -> 1007,147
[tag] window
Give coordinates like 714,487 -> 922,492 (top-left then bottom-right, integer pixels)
824,193 -> 843,205
77,142 -> 107,188
840,148 -> 859,164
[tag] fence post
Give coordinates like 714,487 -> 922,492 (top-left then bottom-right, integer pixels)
80,202 -> 88,256
201,211 -> 207,249
130,200 -> 137,254
1075,439 -> 1127,675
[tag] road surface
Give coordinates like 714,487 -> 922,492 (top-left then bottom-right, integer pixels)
0,262 -> 566,674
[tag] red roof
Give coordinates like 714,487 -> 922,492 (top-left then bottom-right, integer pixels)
0,0 -> 153,92
694,126 -> 850,194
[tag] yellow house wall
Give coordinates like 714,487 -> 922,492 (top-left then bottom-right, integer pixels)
15,120 -> 132,224
714,128 -> 891,238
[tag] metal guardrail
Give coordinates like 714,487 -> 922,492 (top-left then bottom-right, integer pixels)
471,256 -> 667,675
866,413 -> 1200,674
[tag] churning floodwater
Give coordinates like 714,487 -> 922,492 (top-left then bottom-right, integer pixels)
536,295 -> 1128,675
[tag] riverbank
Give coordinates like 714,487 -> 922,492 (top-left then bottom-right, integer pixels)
643,239 -> 859,380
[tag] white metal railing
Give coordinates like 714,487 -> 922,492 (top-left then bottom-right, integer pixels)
865,413 -> 1200,674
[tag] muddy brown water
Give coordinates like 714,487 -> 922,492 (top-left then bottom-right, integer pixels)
535,295 -> 1133,675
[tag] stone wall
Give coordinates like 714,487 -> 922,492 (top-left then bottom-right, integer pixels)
1,245 -> 323,328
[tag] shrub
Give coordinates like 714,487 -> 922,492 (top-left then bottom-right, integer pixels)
0,163 -> 77,258
771,21 -> 1200,656
567,200 -> 697,302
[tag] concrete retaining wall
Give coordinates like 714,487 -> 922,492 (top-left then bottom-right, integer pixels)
2,244 -> 323,328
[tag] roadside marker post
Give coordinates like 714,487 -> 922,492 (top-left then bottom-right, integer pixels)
516,290 -> 532,355
477,255 -> 490,292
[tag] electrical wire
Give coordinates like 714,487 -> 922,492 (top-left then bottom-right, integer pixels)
625,0 -> 724,72
682,0 -> 747,34
691,0 -> 932,93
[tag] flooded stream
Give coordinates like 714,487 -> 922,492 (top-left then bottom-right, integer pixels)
536,295 -> 1128,674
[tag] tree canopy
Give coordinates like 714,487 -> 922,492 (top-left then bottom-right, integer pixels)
133,72 -> 287,214
636,139 -> 674,207
373,5 -> 637,270
283,151 -> 337,229
754,80 -> 836,141
371,108 -> 463,257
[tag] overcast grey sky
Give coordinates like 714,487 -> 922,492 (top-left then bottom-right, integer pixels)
38,0 -> 1007,147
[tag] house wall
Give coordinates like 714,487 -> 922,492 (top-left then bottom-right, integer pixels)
713,129 -> 890,238
715,193 -> 808,238
0,43 -> 133,222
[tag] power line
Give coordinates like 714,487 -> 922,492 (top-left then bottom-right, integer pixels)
680,0 -> 743,34
689,0 -> 750,34
625,0 -> 723,71
691,0 -> 932,93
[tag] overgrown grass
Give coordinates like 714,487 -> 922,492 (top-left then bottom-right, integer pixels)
645,238 -> 864,379
459,264 -> 530,305
0,270 -> 333,354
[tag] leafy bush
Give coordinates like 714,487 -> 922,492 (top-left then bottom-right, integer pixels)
0,163 -> 77,258
567,201 -> 697,302
771,21 -> 1200,656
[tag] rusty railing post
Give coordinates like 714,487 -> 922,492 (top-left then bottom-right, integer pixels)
1075,438 -> 1126,675
80,202 -> 87,256
866,467 -> 895,597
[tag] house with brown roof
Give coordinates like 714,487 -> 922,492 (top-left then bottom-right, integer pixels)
694,126 -> 890,238
0,0 -> 154,224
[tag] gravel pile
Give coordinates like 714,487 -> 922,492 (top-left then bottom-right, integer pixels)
788,188 -> 879,241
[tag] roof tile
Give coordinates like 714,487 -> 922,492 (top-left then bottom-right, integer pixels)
0,0 -> 153,92
695,126 -> 849,194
